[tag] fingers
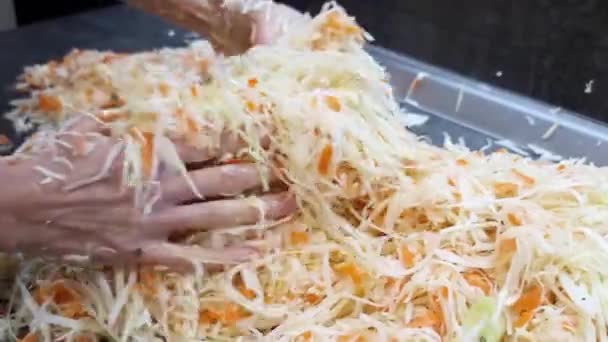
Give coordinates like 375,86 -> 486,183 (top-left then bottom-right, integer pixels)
162,163 -> 275,203
174,130 -> 244,164
88,241 -> 256,271
251,4 -> 305,45
63,114 -> 107,134
134,242 -> 257,269
147,192 -> 296,235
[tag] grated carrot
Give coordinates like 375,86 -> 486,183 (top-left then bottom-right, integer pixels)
408,310 -> 442,333
512,285 -> 542,313
512,169 -> 535,186
322,11 -> 361,36
438,286 -> 449,299
456,158 -> 467,166
337,334 -> 365,342
304,293 -> 322,305
141,132 -> 154,178
199,302 -> 247,326
158,82 -> 170,97
74,335 -> 94,342
318,144 -> 333,176
300,331 -> 312,341
447,177 -> 455,186
34,281 -> 87,319
245,100 -> 257,112
400,245 -> 416,268
507,212 -> 522,226
185,116 -> 199,133
463,271 -> 492,295
334,262 -> 365,284
290,231 -> 310,245
499,238 -> 517,255
238,283 -> 256,300
325,95 -> 341,112
232,275 -> 257,299
248,78 -> 258,88
38,94 -> 62,113
511,284 -> 542,327
18,332 -> 37,342
494,182 -> 518,198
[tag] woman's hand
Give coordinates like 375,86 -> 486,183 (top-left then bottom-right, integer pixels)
127,0 -> 305,54
0,116 -> 295,269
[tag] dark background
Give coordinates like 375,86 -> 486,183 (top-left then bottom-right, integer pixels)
10,0 -> 608,122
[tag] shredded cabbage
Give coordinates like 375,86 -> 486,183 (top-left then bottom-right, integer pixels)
1,3 -> 608,342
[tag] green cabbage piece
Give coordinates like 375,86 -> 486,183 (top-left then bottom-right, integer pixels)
463,297 -> 506,342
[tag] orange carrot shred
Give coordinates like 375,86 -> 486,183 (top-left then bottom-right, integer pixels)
301,331 -> 312,341
290,231 -> 309,245
18,332 -> 37,342
499,238 -> 517,253
304,293 -> 322,305
74,335 -> 95,342
439,286 -> 449,299
246,101 -> 257,112
199,302 -> 246,326
325,95 -> 341,112
456,158 -> 468,166
185,116 -> 199,133
335,262 -> 365,284
318,144 -> 333,175
512,285 -> 542,313
400,245 -> 415,268
141,132 -> 155,179
338,335 -> 365,342
514,309 -> 534,328
34,281 -> 87,319
511,284 -> 542,327
248,78 -> 258,87
494,182 -> 518,198
408,310 -> 442,333
557,164 -> 566,171
238,284 -> 257,300
512,169 -> 535,185
158,82 -> 170,97
38,94 -> 62,113
464,271 -> 492,295
507,212 -> 522,226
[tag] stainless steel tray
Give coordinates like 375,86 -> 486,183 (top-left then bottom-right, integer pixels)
369,45 -> 608,166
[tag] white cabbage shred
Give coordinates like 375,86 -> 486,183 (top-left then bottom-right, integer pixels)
1,3 -> 607,342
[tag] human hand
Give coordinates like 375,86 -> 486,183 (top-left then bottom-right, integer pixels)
127,0 -> 305,54
0,116 -> 295,269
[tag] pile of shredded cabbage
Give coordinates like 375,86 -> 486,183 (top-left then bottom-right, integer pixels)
2,3 -> 608,342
